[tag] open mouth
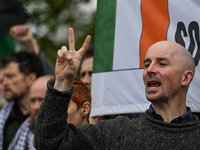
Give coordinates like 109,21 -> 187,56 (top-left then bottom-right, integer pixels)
4,89 -> 10,93
148,81 -> 161,89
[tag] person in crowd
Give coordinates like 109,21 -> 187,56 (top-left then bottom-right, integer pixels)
0,25 -> 54,110
35,28 -> 200,149
27,75 -> 53,150
10,24 -> 55,75
26,76 -> 91,149
80,46 -> 93,91
68,78 -> 91,126
0,51 -> 43,150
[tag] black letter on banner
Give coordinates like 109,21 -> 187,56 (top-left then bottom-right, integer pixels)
188,21 -> 200,66
175,22 -> 187,47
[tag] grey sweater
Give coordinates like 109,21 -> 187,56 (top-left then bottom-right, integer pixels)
35,80 -> 200,150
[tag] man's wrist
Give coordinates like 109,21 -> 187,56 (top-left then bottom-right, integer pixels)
50,79 -> 73,92
54,79 -> 73,91
24,38 -> 40,55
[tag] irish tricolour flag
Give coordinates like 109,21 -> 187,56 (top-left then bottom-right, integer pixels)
90,0 -> 200,117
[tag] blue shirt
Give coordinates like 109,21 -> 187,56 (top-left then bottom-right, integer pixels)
148,105 -> 194,123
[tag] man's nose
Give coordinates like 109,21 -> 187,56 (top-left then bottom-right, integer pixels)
146,63 -> 157,74
2,77 -> 9,86
33,101 -> 41,110
82,73 -> 91,85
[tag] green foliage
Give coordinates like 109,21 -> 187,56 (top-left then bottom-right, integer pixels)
20,0 -> 95,64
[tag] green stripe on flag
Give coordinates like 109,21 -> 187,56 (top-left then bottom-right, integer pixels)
0,34 -> 15,64
93,0 -> 116,73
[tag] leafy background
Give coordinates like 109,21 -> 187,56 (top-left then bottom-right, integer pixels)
18,0 -> 96,64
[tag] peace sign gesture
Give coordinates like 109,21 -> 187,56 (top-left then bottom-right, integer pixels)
54,28 -> 91,91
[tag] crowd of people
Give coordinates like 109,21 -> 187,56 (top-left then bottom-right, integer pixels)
0,25 -> 94,150
0,20 -> 199,150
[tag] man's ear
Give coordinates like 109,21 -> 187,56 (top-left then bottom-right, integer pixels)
82,102 -> 91,117
181,70 -> 193,86
26,73 -> 37,86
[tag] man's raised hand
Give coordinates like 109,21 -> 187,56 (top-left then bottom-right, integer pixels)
10,25 -> 40,55
54,27 -> 91,91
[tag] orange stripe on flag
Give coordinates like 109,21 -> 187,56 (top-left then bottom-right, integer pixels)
140,0 -> 169,68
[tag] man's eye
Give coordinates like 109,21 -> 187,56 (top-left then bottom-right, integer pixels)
30,99 -> 36,104
39,98 -> 44,102
160,63 -> 166,66
7,74 -> 15,79
144,64 -> 150,68
81,73 -> 86,77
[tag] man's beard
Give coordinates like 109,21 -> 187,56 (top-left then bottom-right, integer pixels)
29,111 -> 37,132
4,87 -> 28,102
